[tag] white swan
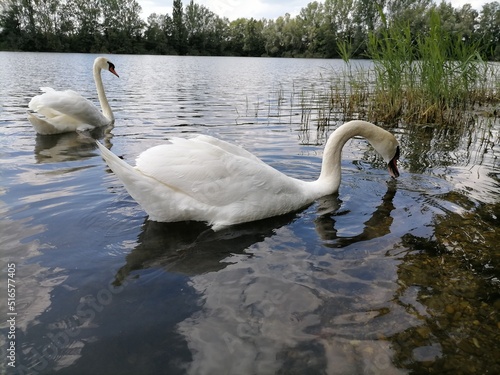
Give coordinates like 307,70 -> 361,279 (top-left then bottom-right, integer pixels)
97,120 -> 400,230
27,57 -> 119,135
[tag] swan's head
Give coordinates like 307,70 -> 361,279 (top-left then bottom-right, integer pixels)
365,128 -> 400,179
94,57 -> 119,78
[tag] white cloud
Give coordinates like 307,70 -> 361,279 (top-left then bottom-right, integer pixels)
198,0 -> 305,20
139,0 -> 309,20
138,0 -> 490,21
449,0 -> 488,11
139,0 -> 172,18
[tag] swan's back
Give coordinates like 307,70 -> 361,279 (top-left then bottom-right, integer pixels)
29,87 -> 109,130
135,135 -> 307,207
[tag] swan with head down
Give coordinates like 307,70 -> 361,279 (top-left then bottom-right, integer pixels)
28,57 -> 119,135
97,120 -> 400,231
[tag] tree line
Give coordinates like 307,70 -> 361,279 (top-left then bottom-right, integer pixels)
0,0 -> 499,60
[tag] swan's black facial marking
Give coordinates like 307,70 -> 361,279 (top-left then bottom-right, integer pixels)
388,145 -> 400,178
107,61 -> 119,77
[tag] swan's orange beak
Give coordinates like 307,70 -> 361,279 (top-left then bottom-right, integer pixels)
107,61 -> 119,77
109,67 -> 119,78
388,146 -> 400,178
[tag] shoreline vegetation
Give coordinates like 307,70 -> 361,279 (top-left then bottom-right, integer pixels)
1,0 -> 499,126
301,9 -> 500,128
1,0 -> 499,60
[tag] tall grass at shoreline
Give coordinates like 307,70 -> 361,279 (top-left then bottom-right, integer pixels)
366,9 -> 498,125
273,10 -> 499,133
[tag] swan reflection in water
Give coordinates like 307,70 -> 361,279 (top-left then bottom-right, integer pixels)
33,126 -> 111,164
113,182 -> 407,374
112,209 -> 301,285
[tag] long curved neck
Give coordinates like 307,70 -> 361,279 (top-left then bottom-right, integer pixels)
94,64 -> 114,122
317,120 -> 382,194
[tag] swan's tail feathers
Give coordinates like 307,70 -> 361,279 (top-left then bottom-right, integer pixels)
96,141 -> 138,180
96,141 -> 156,210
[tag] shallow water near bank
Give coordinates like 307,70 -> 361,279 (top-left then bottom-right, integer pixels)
0,52 -> 499,374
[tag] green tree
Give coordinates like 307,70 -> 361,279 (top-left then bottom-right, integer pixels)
101,0 -> 144,53
243,18 -> 265,56
210,15 -> 229,55
0,0 -> 47,50
227,18 -> 246,55
184,0 -> 226,54
429,2 -> 479,49
385,0 -> 432,37
321,0 -> 356,57
352,0 -> 385,56
33,0 -> 62,50
263,15 -> 301,57
172,0 -> 187,54
434,1 -> 458,32
0,0 -> 24,49
454,4 -> 479,43
297,1 -> 324,57
145,13 -> 172,54
68,0 -> 103,52
227,17 -> 265,56
269,13 -> 305,57
478,1 -> 500,60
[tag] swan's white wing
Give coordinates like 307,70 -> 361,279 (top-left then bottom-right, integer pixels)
27,111 -> 84,135
29,87 -> 109,127
192,134 -> 263,163
135,135 -> 303,208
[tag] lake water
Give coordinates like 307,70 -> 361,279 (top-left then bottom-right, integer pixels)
0,52 -> 499,374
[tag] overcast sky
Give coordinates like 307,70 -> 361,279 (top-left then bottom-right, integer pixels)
138,0 -> 490,21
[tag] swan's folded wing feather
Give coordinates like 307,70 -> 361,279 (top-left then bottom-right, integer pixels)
191,135 -> 263,163
29,88 -> 108,126
135,137 -> 299,207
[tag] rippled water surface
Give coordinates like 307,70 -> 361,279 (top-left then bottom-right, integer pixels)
0,52 -> 499,374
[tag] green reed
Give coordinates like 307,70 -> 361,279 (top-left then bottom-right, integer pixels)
265,9 -> 498,138
290,9 -> 498,131
365,9 -> 497,125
